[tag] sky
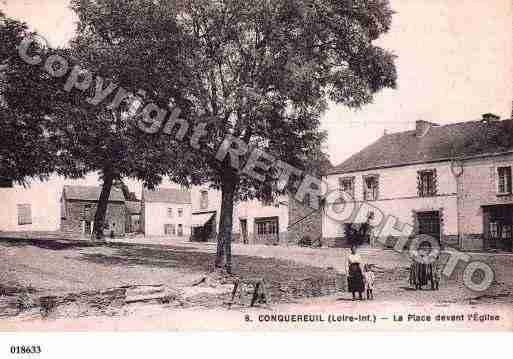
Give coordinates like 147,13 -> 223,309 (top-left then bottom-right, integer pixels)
2,0 -> 512,190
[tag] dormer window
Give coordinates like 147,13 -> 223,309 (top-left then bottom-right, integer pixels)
497,166 -> 512,195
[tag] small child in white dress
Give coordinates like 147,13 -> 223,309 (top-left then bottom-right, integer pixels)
363,264 -> 375,300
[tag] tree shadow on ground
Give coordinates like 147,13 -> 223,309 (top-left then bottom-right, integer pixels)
77,246 -> 339,302
0,237 -> 97,250
0,237 -> 199,253
399,286 -> 417,291
79,246 -> 332,280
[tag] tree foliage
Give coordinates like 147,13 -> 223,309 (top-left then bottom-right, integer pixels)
69,0 -> 397,268
0,11 -> 57,183
3,1 -> 396,265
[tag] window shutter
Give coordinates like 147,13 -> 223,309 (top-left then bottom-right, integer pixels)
491,166 -> 498,193
375,177 -> 379,200
417,171 -> 422,196
432,169 -> 438,195
61,198 -> 66,219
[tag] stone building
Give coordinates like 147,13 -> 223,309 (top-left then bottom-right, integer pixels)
287,158 -> 333,246
287,195 -> 323,246
125,201 -> 141,233
323,116 -> 513,252
61,185 -> 126,237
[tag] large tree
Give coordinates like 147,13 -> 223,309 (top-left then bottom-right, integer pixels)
62,2 -> 201,239
0,11 -> 58,184
69,0 -> 396,270
2,9 -> 195,239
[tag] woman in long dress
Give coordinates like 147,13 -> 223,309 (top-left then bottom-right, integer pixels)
347,246 -> 365,300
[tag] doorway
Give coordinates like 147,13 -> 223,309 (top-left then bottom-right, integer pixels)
416,211 -> 441,243
240,219 -> 248,244
82,220 -> 93,236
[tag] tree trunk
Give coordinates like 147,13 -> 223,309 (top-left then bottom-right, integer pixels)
214,175 -> 237,273
92,171 -> 114,241
214,200 -> 226,267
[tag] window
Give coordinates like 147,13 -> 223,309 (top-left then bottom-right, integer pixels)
338,177 -> 355,198
167,207 -> 173,217
363,175 -> 379,201
200,190 -> 209,209
491,221 -> 513,240
177,224 -> 183,236
497,166 -> 512,194
178,208 -> 183,217
164,224 -> 176,235
485,206 -> 513,250
418,169 -> 437,197
17,204 -> 32,225
256,219 -> 278,235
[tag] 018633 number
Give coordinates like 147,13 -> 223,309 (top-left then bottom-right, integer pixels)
10,345 -> 41,355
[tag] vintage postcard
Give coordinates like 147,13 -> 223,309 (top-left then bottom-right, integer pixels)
1,0 -> 512,342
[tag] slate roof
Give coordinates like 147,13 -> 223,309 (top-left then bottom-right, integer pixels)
143,188 -> 191,204
126,201 -> 141,214
329,119 -> 513,175
63,185 -> 125,202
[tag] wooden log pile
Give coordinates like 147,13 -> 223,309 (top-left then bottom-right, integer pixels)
36,284 -> 181,318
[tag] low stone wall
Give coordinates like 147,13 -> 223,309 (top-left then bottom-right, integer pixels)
266,273 -> 342,302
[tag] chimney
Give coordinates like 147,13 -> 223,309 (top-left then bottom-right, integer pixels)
481,113 -> 500,122
415,120 -> 439,138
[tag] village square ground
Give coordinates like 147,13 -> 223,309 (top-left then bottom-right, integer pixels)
0,234 -> 512,330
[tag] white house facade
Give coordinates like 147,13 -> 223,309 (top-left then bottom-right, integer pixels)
0,178 -> 62,232
235,197 -> 289,245
456,152 -> 513,251
323,117 -> 513,252
190,184 -> 289,244
323,160 -> 459,247
141,188 -> 192,237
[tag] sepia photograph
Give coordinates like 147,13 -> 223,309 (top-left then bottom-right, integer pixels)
0,0 -> 512,351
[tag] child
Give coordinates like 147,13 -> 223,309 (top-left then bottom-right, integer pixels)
363,264 -> 375,300
430,257 -> 441,291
